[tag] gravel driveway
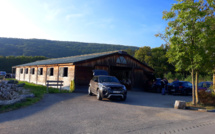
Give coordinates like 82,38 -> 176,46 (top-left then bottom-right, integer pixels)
0,91 -> 214,134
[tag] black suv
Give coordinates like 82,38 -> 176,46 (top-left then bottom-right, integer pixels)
88,75 -> 127,101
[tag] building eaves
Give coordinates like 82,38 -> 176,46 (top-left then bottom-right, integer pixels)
13,51 -> 119,67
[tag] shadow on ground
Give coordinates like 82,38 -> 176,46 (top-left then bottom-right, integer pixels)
0,87 -> 192,123
0,93 -> 85,123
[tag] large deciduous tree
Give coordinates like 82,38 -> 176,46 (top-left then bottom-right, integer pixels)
160,0 -> 215,104
134,46 -> 152,65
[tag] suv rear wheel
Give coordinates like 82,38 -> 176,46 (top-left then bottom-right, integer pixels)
88,87 -> 93,96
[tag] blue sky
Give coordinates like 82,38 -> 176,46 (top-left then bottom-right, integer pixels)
0,0 -> 176,48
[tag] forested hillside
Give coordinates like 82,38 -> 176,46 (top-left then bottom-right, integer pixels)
0,37 -> 138,58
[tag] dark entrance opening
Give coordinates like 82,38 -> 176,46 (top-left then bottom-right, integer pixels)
110,66 -> 132,90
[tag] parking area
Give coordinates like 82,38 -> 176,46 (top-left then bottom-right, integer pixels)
0,91 -> 214,134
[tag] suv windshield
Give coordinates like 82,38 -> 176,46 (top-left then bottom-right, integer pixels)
99,76 -> 120,83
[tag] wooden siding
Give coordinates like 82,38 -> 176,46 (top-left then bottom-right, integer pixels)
75,54 -> 153,72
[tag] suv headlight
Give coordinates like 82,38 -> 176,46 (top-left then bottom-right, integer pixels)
102,86 -> 111,91
122,85 -> 126,90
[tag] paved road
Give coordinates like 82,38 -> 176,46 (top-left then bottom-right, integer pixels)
0,91 -> 214,134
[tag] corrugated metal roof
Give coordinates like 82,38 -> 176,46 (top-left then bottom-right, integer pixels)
14,51 -> 119,67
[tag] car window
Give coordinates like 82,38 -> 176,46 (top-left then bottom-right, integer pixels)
206,83 -> 212,88
99,76 -> 120,83
198,82 -> 202,87
182,82 -> 187,86
92,77 -> 98,82
156,79 -> 161,84
187,82 -> 192,87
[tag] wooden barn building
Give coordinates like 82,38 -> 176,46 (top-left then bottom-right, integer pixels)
13,51 -> 154,91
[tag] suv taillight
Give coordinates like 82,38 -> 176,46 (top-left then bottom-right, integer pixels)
179,86 -> 183,88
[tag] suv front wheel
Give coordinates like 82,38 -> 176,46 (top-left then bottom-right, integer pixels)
121,95 -> 127,101
97,90 -> 102,100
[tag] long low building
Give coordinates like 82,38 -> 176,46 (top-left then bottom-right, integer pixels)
13,51 -> 154,91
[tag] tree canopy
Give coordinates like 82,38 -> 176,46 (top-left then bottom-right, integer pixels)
160,0 -> 215,104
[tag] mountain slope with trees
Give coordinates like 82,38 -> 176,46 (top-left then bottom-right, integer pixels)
0,37 -> 138,58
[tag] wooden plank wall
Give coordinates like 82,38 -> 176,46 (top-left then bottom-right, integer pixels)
76,54 -> 153,72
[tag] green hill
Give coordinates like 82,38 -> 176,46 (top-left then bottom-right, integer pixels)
0,37 -> 138,58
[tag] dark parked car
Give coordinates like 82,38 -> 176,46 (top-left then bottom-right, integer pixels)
168,81 -> 192,95
88,75 -> 127,101
148,78 -> 162,93
198,81 -> 213,92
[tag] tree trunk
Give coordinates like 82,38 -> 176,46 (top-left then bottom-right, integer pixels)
213,70 -> 215,92
195,71 -> 199,104
192,69 -> 195,105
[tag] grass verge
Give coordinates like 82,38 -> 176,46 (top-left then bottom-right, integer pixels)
186,102 -> 215,110
0,79 -> 70,113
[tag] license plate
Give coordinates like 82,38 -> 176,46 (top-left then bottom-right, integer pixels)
113,91 -> 121,93
171,89 -> 175,92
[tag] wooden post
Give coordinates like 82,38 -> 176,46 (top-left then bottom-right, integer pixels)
57,65 -> 59,89
45,66 -> 48,86
23,68 -> 25,81
29,67 -> 31,83
46,81 -> 49,93
36,66 -> 38,84
19,68 -> 21,81
192,69 -> 195,105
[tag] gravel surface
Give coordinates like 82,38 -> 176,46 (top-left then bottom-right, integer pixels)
0,91 -> 214,134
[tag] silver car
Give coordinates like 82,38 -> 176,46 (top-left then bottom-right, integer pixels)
88,75 -> 127,101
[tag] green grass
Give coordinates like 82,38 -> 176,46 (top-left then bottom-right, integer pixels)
0,79 -> 70,113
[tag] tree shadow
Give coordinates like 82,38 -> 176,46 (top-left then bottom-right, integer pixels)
0,90 -> 192,124
0,93 -> 85,123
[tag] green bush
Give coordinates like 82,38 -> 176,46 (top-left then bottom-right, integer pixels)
70,80 -> 75,92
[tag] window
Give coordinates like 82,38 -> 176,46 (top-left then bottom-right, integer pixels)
93,76 -> 98,82
116,56 -> 127,64
38,68 -> 43,75
48,67 -> 54,76
60,67 -> 68,77
30,68 -> 35,75
25,68 -> 28,74
20,68 -> 23,74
